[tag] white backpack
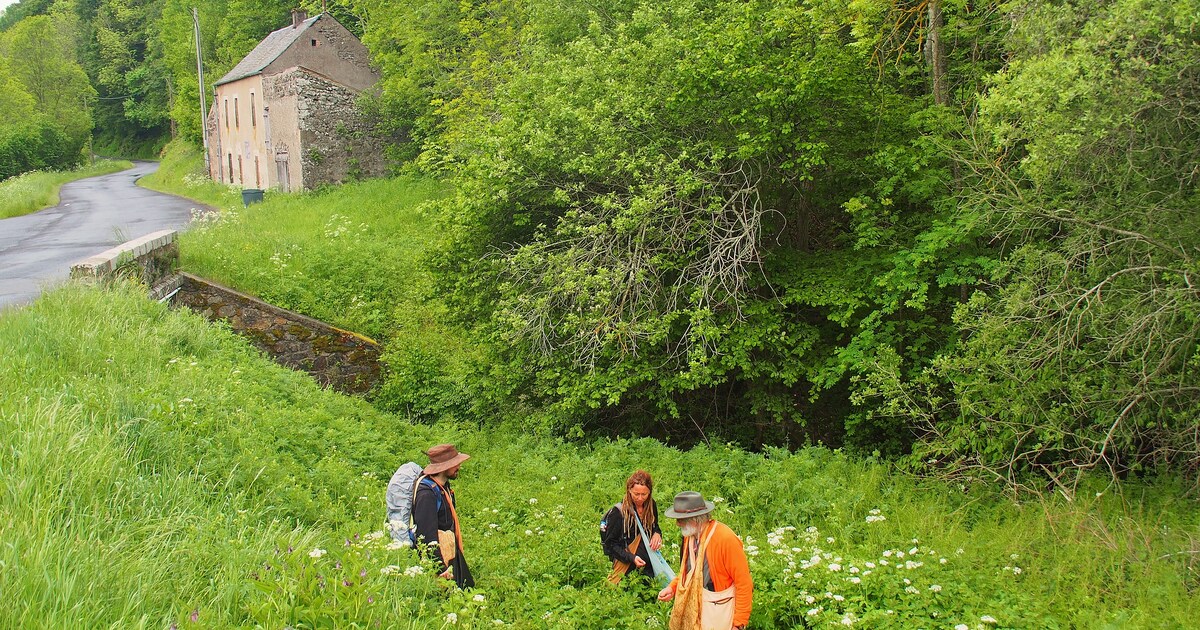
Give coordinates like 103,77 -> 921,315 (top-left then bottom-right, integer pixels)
385,462 -> 425,544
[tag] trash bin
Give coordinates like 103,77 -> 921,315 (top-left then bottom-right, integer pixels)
241,188 -> 265,206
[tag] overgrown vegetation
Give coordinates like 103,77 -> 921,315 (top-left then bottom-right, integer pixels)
163,142 -> 474,422
1,283 -> 1196,628
353,0 -> 1200,489
0,158 -> 131,218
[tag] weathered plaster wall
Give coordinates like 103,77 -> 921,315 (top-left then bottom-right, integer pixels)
211,75 -> 268,187
269,16 -> 378,92
262,71 -> 303,191
172,272 -> 381,394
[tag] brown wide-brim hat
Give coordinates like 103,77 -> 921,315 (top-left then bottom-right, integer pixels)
664,491 -> 716,519
423,443 -> 470,475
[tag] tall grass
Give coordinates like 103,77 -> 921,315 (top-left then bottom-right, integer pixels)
1,283 -> 1196,628
137,139 -> 241,210
169,157 -> 475,421
0,159 -> 133,219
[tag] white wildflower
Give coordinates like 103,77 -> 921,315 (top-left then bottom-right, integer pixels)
446,612 -> 458,624
930,584 -> 942,592
308,548 -> 326,558
981,615 -> 998,624
474,594 -> 486,602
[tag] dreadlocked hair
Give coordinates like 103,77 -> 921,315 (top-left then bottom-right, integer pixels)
621,470 -> 656,535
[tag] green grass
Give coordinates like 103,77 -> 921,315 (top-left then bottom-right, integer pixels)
0,159 -> 133,219
138,139 -> 241,210
170,157 -> 476,421
1,283 -> 1197,628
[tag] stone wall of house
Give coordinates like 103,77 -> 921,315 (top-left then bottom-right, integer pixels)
172,272 -> 381,394
286,69 -> 387,186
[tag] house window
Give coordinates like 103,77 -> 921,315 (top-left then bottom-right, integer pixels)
311,39 -> 318,47
250,93 -> 256,127
224,99 -> 229,129
254,157 -> 261,187
238,155 -> 244,183
234,97 -> 240,128
228,154 -> 234,182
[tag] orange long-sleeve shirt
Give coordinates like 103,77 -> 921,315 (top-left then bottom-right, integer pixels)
668,520 -> 754,627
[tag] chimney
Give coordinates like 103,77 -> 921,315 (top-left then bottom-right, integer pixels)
291,9 -> 307,28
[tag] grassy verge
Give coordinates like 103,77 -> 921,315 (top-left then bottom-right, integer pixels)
1,283 -> 1196,628
137,139 -> 241,210
0,159 -> 133,219
172,154 -> 475,421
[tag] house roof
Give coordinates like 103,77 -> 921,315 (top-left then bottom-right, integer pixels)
215,14 -> 322,86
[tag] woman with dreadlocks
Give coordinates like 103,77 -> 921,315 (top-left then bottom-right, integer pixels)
601,470 -> 664,584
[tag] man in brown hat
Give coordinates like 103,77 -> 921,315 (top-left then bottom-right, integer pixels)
658,491 -> 752,630
412,443 -> 474,588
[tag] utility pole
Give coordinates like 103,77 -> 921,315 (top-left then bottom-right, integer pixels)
193,7 -> 211,173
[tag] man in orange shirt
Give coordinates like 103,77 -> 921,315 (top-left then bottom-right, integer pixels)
658,491 -> 753,630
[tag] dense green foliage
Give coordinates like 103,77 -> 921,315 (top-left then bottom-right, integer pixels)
0,158 -> 131,218
0,11 -> 93,177
2,283 -> 1197,628
2,0 -> 1194,484
341,0 -> 1198,488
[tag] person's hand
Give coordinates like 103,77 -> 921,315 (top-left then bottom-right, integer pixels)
438,568 -> 453,580
650,532 -> 662,551
634,556 -> 647,568
657,585 -> 675,601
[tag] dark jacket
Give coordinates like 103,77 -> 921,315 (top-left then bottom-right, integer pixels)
412,477 -> 474,589
601,501 -> 663,577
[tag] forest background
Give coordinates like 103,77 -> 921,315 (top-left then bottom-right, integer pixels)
1,0 -> 1197,492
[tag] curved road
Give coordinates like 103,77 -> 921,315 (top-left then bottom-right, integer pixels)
0,161 -> 207,311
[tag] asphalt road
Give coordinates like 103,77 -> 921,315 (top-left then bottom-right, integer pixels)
0,161 -> 206,311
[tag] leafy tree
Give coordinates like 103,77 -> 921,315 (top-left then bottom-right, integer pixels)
863,0 -> 1200,491
427,0 -> 1000,449
0,13 -> 94,145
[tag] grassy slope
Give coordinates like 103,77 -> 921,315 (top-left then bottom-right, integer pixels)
137,140 -> 241,211
9,142 -> 1189,627
0,293 -> 1195,628
0,159 -> 134,219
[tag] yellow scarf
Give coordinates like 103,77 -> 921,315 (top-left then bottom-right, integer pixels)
669,522 -> 716,630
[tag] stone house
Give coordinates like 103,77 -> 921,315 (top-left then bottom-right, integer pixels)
207,10 -> 386,191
